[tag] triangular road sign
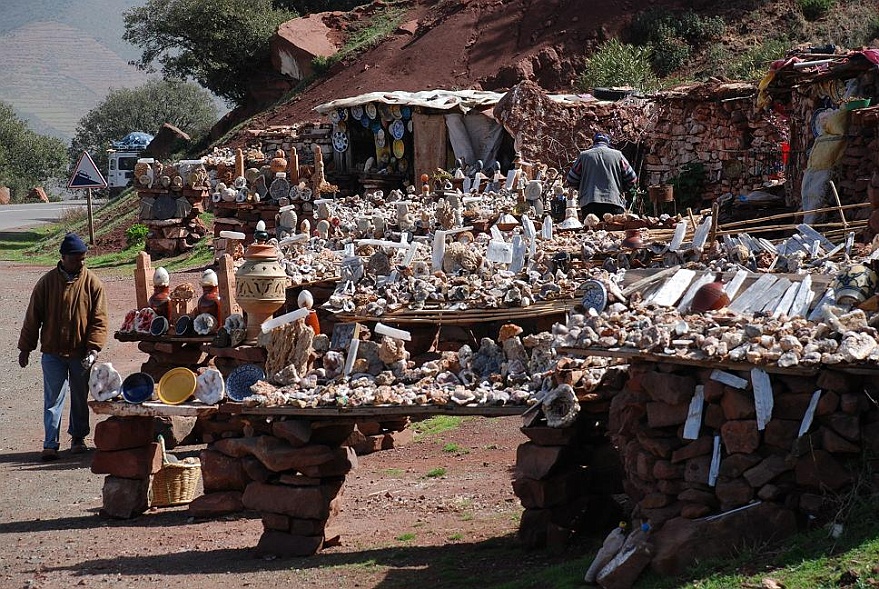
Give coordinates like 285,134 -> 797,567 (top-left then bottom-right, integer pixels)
68,151 -> 107,189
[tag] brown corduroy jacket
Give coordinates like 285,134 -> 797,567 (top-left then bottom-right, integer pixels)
18,264 -> 108,357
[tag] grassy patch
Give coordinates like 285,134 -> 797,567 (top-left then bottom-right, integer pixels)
410,415 -> 464,440
381,468 -> 404,477
425,467 -> 446,478
395,532 -> 416,543
311,4 -> 406,74
442,442 -> 469,455
448,533 -> 463,541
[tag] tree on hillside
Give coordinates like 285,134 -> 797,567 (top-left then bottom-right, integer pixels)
70,79 -> 219,176
276,0 -> 366,13
0,101 -> 68,202
123,0 -> 297,107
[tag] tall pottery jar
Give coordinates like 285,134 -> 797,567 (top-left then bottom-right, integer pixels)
235,241 -> 289,343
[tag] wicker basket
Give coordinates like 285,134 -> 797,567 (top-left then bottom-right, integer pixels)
148,435 -> 201,507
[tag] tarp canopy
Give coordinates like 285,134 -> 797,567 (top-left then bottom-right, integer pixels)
314,89 -> 597,115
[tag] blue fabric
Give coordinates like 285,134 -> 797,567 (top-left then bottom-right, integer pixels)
60,233 -> 87,255
41,353 -> 90,449
593,132 -> 611,146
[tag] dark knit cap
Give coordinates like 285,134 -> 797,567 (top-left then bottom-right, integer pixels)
60,232 -> 88,255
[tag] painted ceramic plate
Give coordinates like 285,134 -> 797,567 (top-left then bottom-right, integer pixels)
226,364 -> 266,402
365,102 -> 377,119
579,279 -> 608,313
390,104 -> 402,119
157,367 -> 197,405
122,372 -> 154,404
332,131 -> 349,152
392,139 -> 405,159
336,108 -> 348,121
360,115 -> 370,127
329,109 -> 341,124
351,105 -> 364,119
374,130 -> 386,148
397,157 -> 408,172
407,120 -> 413,133
401,106 -> 412,120
333,120 -> 346,133
390,119 -> 405,140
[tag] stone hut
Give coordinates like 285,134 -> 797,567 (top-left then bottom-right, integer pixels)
758,49 -> 879,235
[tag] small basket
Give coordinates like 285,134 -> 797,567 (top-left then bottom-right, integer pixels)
148,435 -> 201,507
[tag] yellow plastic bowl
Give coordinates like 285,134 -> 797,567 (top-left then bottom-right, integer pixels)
157,367 -> 197,405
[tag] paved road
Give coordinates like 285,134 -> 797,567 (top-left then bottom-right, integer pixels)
0,200 -> 102,231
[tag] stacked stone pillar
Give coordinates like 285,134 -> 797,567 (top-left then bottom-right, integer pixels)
92,416 -> 163,518
189,417 -> 357,557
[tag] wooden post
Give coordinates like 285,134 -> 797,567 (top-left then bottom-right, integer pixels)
828,180 -> 848,230
134,251 -> 152,310
216,253 -> 240,318
86,187 -> 95,244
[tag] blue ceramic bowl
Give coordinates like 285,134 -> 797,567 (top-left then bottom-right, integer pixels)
122,372 -> 155,404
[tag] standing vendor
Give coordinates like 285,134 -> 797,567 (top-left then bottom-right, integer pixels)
17,233 -> 108,460
566,132 -> 638,217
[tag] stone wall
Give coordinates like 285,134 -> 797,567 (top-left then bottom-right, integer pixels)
612,359 -> 877,575
644,86 -> 788,207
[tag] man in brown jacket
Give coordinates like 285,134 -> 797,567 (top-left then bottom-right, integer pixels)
18,232 -> 108,460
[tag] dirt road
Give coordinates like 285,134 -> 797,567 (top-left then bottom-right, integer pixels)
0,261 -> 578,589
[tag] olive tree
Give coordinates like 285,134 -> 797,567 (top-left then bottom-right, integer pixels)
123,0 -> 297,107
70,78 -> 219,175
0,101 -> 68,201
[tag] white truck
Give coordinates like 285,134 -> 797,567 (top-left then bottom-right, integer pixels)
106,132 -> 154,197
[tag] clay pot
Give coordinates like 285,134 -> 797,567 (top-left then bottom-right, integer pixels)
235,242 -> 288,343
197,286 -> 222,331
691,276 -> 730,312
148,286 -> 171,320
622,229 -> 643,249
649,184 -> 674,203
270,149 -> 288,174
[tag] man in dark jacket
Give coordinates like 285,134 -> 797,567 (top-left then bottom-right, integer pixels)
566,132 -> 638,217
18,233 -> 108,460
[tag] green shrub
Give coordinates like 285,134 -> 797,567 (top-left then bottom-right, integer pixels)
628,8 -> 677,45
125,223 -> 148,247
728,37 -> 791,81
652,36 -> 691,77
577,39 -> 657,91
678,10 -> 726,44
798,0 -> 836,20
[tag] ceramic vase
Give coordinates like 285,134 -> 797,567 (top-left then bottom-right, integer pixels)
691,275 -> 730,312
834,263 -> 878,306
235,242 -> 288,343
148,286 -> 171,320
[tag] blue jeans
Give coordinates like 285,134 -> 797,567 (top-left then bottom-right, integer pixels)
41,353 -> 90,450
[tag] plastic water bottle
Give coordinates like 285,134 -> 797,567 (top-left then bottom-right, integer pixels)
584,521 -> 627,584
596,522 -> 653,588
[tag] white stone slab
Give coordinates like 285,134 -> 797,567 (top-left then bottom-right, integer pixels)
727,274 -> 778,313
788,274 -> 813,318
541,216 -> 553,240
710,369 -> 748,389
375,322 -> 412,341
723,269 -> 749,299
807,287 -> 835,321
261,307 -> 309,333
752,368 -> 773,431
771,282 -> 800,318
797,223 -> 835,251
431,230 -> 446,271
692,216 -> 712,252
708,435 -> 721,487
343,337 -> 359,376
509,236 -> 526,273
683,385 -> 704,440
798,390 -> 822,437
668,221 -> 688,252
754,277 -> 792,313
648,268 -> 696,307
